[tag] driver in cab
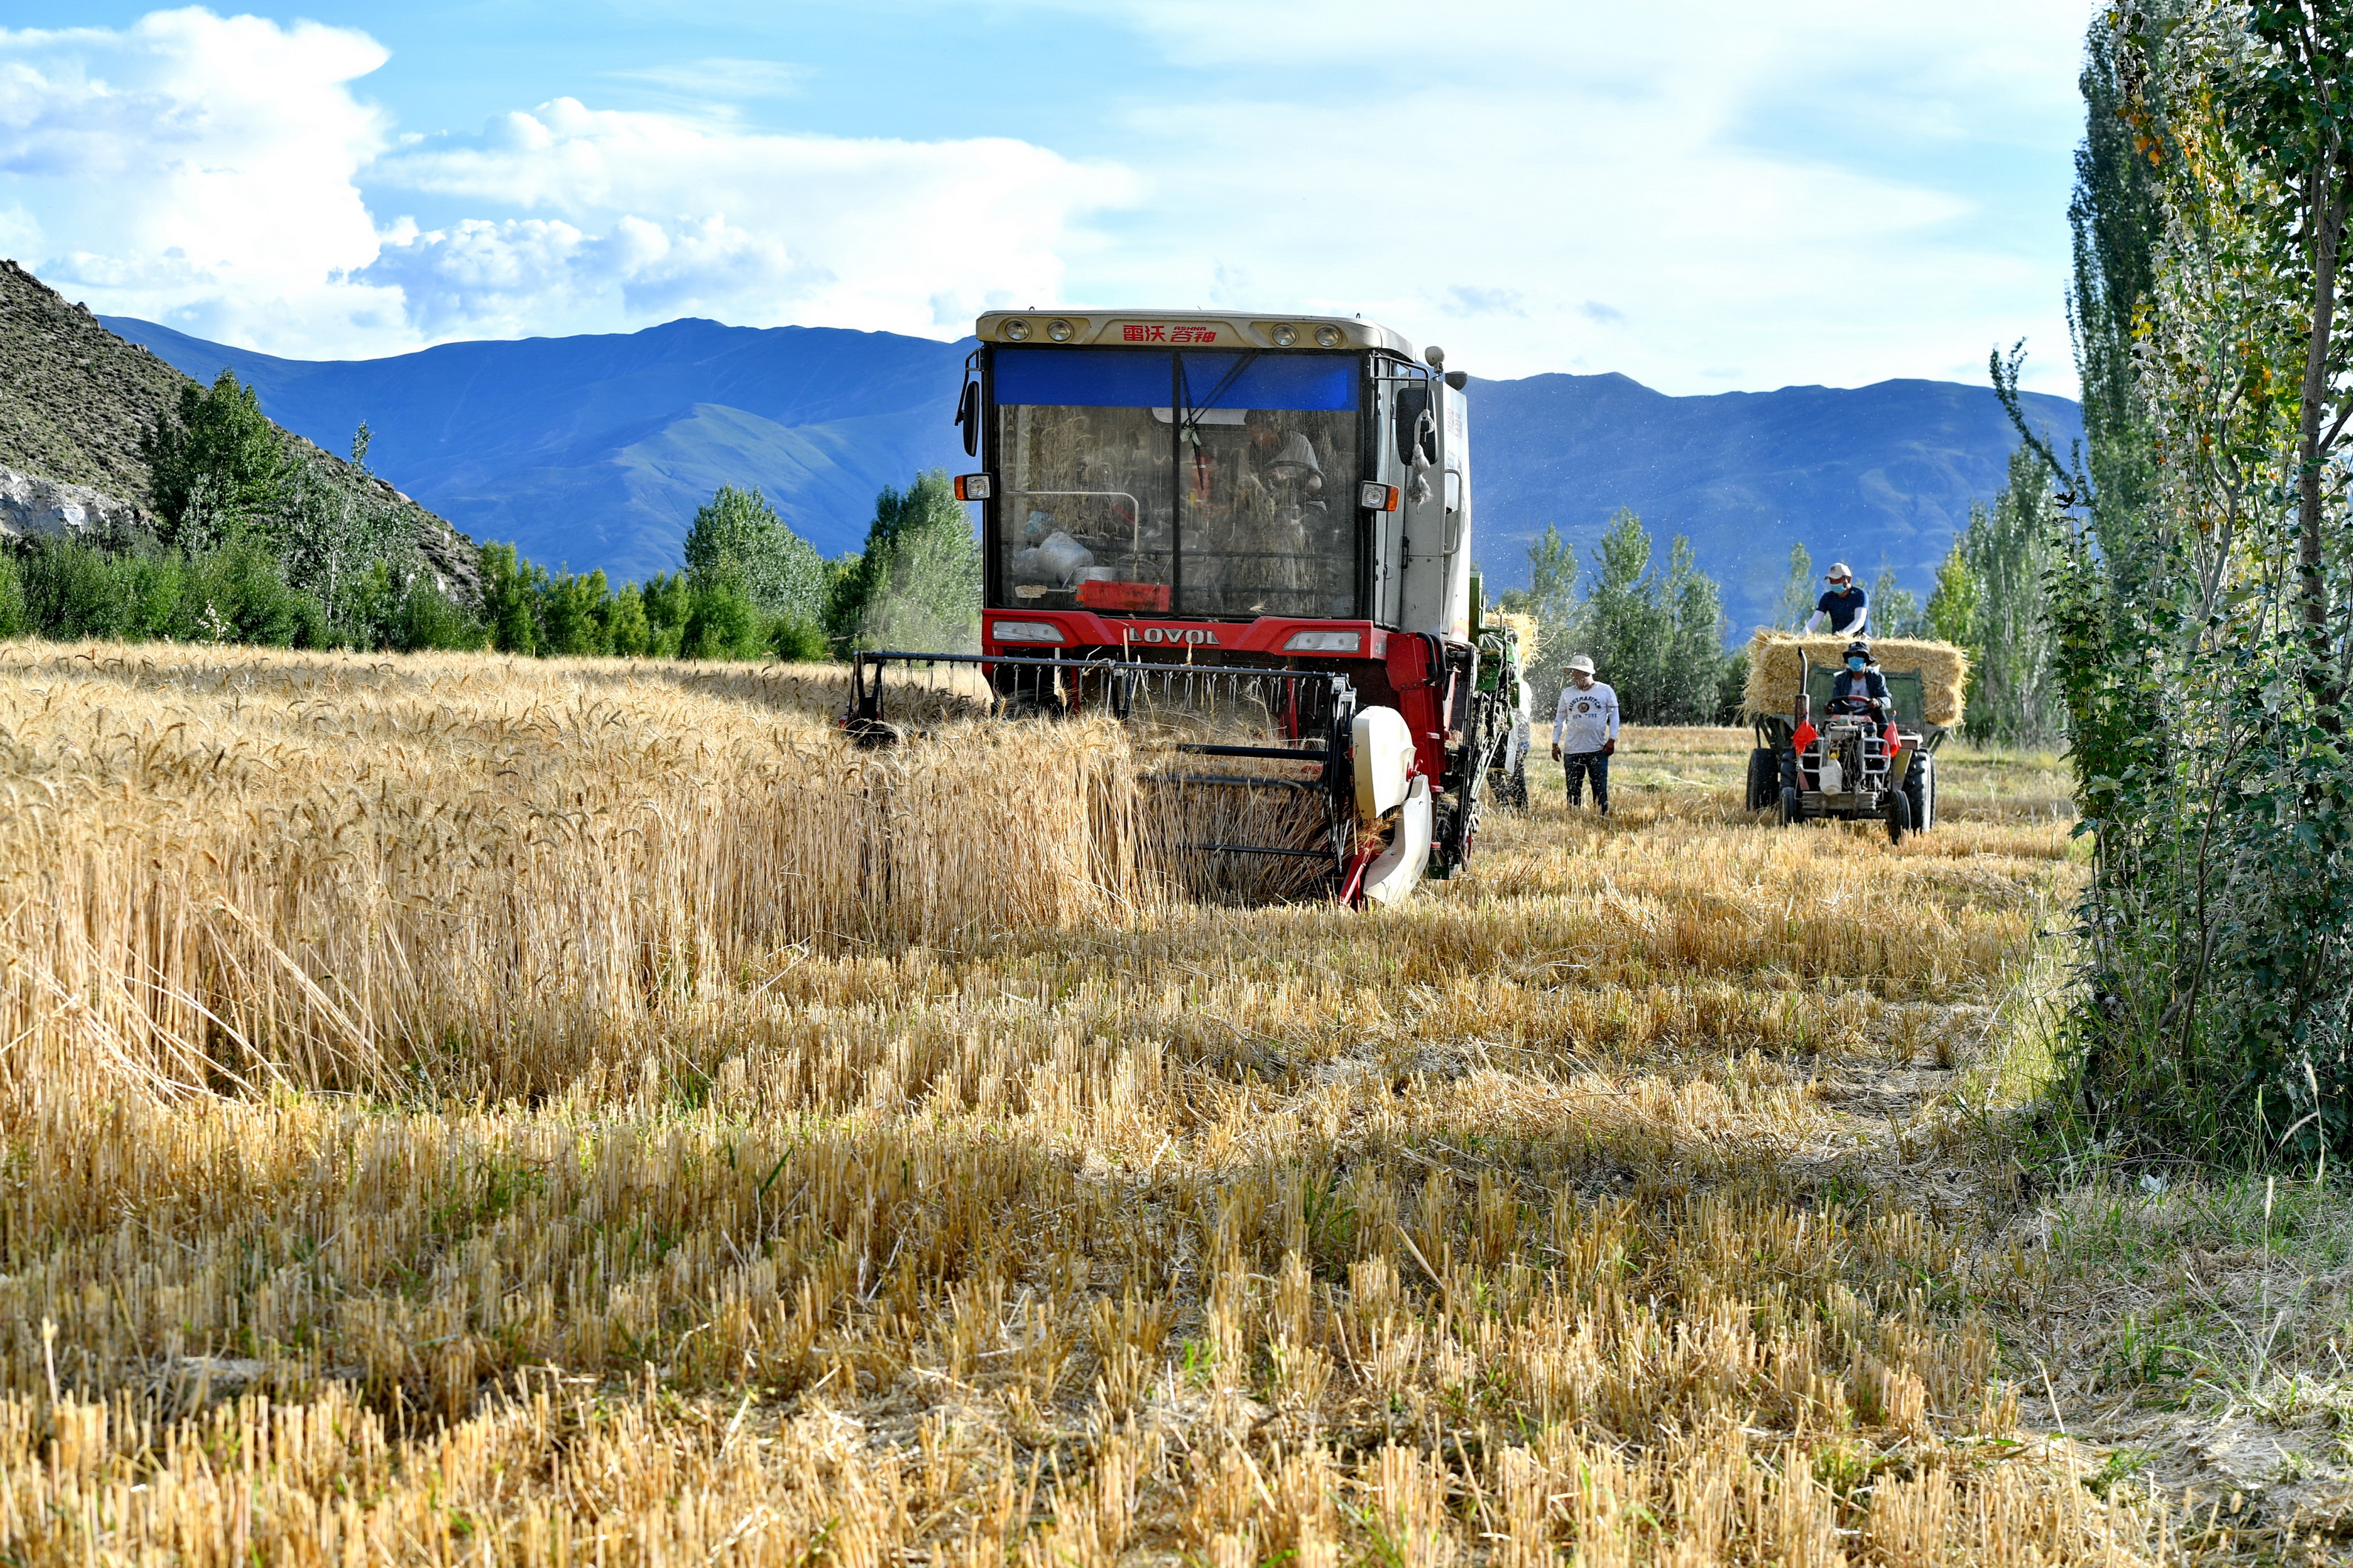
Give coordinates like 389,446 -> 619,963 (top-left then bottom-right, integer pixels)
1827,641 -> 1890,720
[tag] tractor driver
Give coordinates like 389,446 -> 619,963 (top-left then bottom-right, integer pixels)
1826,641 -> 1891,721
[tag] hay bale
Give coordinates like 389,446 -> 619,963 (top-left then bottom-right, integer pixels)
1743,631 -> 1967,727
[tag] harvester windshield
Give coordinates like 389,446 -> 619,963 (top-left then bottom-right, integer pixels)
994,347 -> 1362,619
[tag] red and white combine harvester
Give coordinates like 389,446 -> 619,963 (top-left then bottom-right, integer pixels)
846,310 -> 1526,907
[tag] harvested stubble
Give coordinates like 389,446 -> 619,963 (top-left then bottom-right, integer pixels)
1745,632 -> 1969,727
0,651 -> 2160,1564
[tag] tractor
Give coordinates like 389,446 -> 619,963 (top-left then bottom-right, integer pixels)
1745,640 -> 1954,843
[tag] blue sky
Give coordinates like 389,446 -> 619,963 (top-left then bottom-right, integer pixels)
0,1 -> 2094,393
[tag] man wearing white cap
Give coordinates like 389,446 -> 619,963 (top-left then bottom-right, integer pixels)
1805,564 -> 1869,636
1549,654 -> 1619,815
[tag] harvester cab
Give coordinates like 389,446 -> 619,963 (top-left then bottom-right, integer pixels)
846,309 -> 1511,907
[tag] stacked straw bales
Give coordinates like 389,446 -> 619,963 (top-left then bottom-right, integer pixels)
1742,632 -> 1968,727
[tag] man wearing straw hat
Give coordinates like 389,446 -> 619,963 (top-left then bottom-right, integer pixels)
1549,655 -> 1618,815
1805,564 -> 1869,636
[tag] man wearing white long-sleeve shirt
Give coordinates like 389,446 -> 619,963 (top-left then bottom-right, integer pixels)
1549,654 -> 1619,815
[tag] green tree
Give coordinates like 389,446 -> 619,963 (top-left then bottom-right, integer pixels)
1960,449 -> 2060,746
836,470 -> 982,653
1551,510 -> 1729,725
273,461 -> 411,644
540,569 -> 612,657
683,486 -> 828,633
1923,541 -> 1980,649
391,572 -> 485,652
1774,541 -> 1816,630
603,583 -> 653,658
1988,4 -> 2353,1166
479,544 -> 543,655
142,369 -> 293,550
642,572 -> 693,658
1867,565 -> 1924,639
680,560 -> 766,661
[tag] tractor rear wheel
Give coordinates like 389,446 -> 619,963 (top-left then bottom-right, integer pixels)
1778,784 -> 1800,827
1904,753 -> 1935,833
1886,789 -> 1912,845
1745,747 -> 1777,810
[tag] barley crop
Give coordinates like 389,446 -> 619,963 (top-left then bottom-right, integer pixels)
0,645 -> 2184,1564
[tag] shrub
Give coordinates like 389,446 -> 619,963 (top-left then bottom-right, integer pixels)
768,616 -> 829,663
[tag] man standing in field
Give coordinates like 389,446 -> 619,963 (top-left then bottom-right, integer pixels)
1550,654 -> 1618,815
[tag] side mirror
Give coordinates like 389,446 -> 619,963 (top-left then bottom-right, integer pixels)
954,381 -> 979,457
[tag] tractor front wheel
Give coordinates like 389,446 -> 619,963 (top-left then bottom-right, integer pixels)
1745,747 -> 1778,811
1778,785 -> 1800,827
1886,789 -> 1912,845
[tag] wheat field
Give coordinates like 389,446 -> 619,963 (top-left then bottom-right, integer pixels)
0,644 -> 2240,1564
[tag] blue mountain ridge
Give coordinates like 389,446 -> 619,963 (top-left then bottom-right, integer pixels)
103,315 -> 2080,635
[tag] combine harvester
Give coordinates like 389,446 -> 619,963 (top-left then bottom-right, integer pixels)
847,309 -> 1524,907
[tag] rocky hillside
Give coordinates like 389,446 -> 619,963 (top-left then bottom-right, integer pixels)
0,261 -> 479,600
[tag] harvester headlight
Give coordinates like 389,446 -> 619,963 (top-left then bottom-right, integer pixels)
1284,630 -> 1362,653
1002,318 -> 1032,341
1358,481 -> 1400,512
1045,318 -> 1074,342
953,473 -> 993,501
1314,325 -> 1343,347
991,619 -> 1065,644
1270,324 -> 1298,347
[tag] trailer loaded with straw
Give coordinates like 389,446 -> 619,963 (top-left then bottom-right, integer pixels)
1740,633 -> 1968,843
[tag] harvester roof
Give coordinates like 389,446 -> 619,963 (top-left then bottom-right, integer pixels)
975,309 -> 1417,356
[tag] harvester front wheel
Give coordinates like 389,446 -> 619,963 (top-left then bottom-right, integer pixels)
1745,747 -> 1777,810
1886,789 -> 1912,845
1500,760 -> 1528,808
1778,785 -> 1800,827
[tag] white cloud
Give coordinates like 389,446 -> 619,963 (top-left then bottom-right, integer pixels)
605,58 -> 811,104
0,7 -> 404,351
0,1 -> 2092,394
366,96 -> 1128,340
1004,0 -> 2093,392
0,11 -> 1129,353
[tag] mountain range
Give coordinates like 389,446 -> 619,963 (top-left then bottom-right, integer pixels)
103,314 -> 2081,633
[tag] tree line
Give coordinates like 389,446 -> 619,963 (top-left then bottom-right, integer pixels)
1986,4 -> 2353,1169
1,367 -> 981,661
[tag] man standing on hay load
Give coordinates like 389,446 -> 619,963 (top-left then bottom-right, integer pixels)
1550,655 -> 1618,815
1805,563 -> 1868,636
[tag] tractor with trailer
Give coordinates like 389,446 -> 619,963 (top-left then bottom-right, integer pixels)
844,308 -> 1517,907
1743,636 -> 1958,844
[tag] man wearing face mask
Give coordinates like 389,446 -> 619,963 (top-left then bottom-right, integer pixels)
1805,564 -> 1868,636
1827,641 -> 1894,726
